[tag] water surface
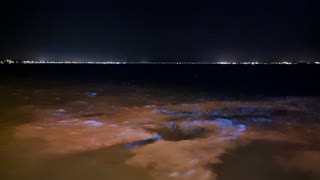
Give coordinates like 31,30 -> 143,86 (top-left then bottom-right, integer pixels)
1,83 -> 320,180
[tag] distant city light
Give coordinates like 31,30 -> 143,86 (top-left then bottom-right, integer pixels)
0,59 -> 320,65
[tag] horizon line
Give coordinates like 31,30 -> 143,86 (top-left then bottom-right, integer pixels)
1,59 -> 320,65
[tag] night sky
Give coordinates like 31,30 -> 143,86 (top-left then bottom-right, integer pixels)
1,0 -> 318,61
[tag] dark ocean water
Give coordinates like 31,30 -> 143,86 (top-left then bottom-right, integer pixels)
0,64 -> 320,180
1,64 -> 320,96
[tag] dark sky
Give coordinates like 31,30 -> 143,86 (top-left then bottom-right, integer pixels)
0,0 -> 318,61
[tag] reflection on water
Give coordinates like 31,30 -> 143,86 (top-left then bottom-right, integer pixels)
1,84 -> 320,180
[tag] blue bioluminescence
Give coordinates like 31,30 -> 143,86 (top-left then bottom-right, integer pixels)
83,120 -> 103,127
125,135 -> 162,149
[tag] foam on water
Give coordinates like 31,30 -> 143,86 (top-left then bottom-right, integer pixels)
8,85 -> 320,180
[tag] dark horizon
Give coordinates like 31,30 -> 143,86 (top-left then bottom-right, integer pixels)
1,0 -> 319,61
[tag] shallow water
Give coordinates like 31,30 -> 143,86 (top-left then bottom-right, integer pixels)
1,83 -> 320,180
